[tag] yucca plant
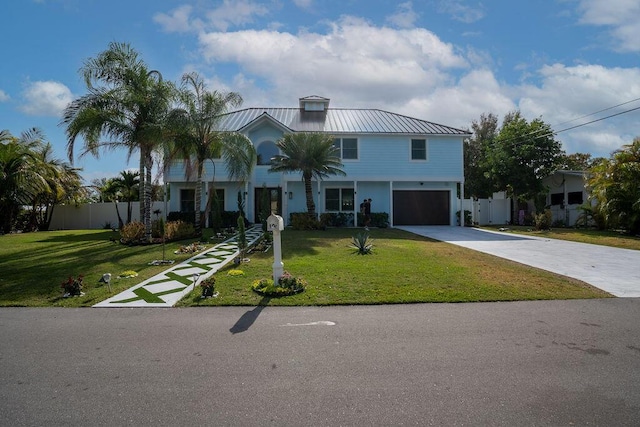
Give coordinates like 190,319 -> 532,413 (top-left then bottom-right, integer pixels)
350,232 -> 373,255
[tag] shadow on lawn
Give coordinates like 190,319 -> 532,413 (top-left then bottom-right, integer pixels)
229,296 -> 271,334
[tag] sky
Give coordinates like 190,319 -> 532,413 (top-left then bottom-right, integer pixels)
1,0 -> 639,183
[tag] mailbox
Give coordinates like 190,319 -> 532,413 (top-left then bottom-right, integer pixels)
267,214 -> 284,231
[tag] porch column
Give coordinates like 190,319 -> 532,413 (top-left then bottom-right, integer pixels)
459,180 -> 464,227
389,181 -> 394,227
354,180 -> 359,227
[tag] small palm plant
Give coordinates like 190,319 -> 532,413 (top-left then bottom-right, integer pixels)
350,232 -> 373,255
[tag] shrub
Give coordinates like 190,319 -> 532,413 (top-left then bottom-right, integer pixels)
534,209 -> 553,230
200,277 -> 216,298
290,212 -> 322,230
237,215 -> 247,257
576,204 -> 607,230
252,271 -> 306,296
61,275 -> 84,297
456,210 -> 473,226
120,221 -> 145,244
320,212 -> 354,227
151,218 -> 164,238
167,211 -> 197,224
356,212 -> 389,228
350,232 -> 374,254
164,220 -> 195,241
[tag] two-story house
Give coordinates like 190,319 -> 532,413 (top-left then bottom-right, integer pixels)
165,96 -> 470,227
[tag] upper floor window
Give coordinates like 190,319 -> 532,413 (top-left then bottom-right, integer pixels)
257,141 -> 279,165
334,138 -> 358,160
411,139 -> 427,160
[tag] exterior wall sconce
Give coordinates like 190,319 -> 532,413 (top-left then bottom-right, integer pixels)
288,192 -> 293,200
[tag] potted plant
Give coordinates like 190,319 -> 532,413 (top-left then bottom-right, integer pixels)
200,277 -> 217,298
61,275 -> 84,297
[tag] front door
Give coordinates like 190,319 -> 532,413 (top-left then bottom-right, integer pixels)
254,187 -> 282,224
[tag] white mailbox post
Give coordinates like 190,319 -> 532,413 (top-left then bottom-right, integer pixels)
267,213 -> 284,284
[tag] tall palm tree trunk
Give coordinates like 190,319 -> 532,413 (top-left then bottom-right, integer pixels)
144,154 -> 153,242
193,163 -> 204,236
139,152 -> 145,228
304,173 -> 315,216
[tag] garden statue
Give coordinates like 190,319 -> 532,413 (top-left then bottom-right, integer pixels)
267,213 -> 284,284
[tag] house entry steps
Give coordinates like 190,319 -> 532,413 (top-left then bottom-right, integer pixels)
93,226 -> 264,308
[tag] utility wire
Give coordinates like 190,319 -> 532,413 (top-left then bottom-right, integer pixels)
492,97 -> 640,145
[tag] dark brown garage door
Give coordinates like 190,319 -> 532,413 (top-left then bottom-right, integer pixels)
393,190 -> 450,225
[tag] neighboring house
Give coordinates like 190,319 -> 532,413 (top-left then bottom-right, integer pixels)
165,96 -> 471,227
542,170 -> 590,226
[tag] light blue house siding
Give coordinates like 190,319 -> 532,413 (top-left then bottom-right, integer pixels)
166,96 -> 469,227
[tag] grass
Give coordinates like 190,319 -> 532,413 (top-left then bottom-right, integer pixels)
0,228 -> 611,307
0,230 -> 199,307
482,225 -> 640,251
178,228 -> 610,307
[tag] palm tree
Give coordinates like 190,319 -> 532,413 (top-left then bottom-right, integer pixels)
269,132 -> 346,216
167,72 -> 256,235
61,41 -> 175,242
112,170 -> 140,224
0,129 -> 49,233
28,142 -> 84,231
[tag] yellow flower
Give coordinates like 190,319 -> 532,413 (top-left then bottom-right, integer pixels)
227,269 -> 244,276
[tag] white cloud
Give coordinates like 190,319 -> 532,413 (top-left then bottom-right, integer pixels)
194,14 -> 638,159
0,89 -> 9,102
206,0 -> 269,32
517,64 -> 640,155
153,5 -> 196,33
198,16 -> 468,107
437,0 -> 485,23
576,0 -> 640,52
155,1 -> 270,33
292,0 -> 313,9
19,81 -> 73,117
386,2 -> 419,29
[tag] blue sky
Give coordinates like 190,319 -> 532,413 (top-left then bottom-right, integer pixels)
2,0 -> 639,183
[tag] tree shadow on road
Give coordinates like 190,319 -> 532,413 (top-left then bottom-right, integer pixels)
229,296 -> 271,334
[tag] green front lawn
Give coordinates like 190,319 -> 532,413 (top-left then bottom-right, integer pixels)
482,225 -> 640,251
0,228 -> 610,307
178,228 -> 609,306
0,230 -> 197,307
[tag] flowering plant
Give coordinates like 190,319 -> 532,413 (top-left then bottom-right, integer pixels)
117,270 -> 138,279
227,269 -> 245,276
61,275 -> 84,297
251,271 -> 306,297
200,277 -> 216,298
175,242 -> 206,254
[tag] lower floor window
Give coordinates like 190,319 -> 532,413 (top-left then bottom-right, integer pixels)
180,189 -> 195,212
325,188 -> 354,211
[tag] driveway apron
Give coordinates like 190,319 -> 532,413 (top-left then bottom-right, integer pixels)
397,226 -> 640,298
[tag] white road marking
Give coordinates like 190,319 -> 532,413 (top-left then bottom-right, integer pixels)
281,321 -> 336,327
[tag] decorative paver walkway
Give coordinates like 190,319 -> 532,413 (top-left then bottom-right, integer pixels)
93,226 -> 264,308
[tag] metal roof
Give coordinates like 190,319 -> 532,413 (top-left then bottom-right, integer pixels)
218,108 -> 470,136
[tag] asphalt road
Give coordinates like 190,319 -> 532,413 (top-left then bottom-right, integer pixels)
2,301 -> 640,426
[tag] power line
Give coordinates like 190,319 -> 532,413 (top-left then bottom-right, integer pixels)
489,97 -> 640,146
551,96 -> 640,129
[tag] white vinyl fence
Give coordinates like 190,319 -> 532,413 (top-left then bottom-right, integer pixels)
458,197 -> 511,226
49,202 -> 167,230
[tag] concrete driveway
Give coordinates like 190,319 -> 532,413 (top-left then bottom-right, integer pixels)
397,226 -> 640,298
